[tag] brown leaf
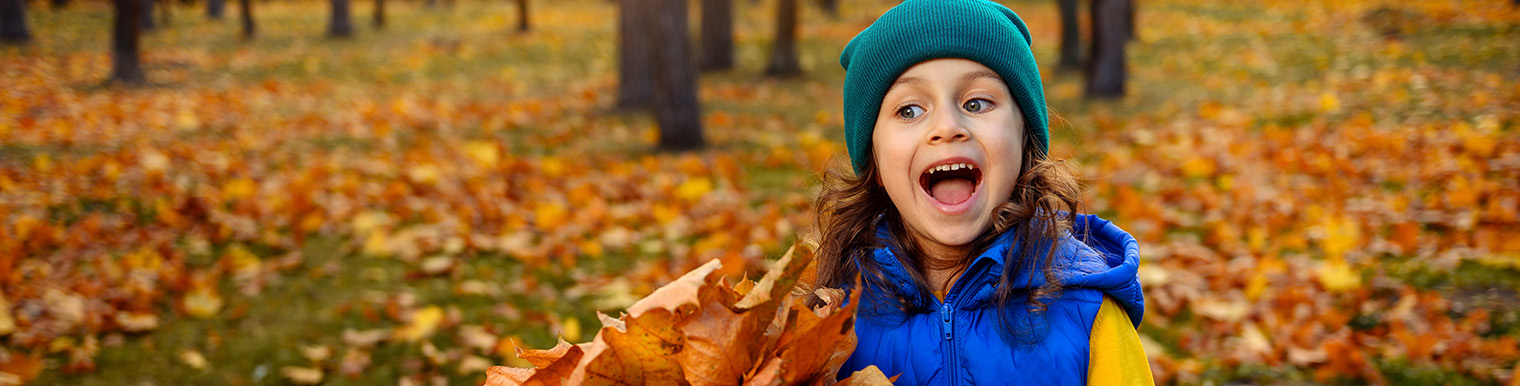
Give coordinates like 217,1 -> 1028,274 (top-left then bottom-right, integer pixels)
673,282 -> 759,386
672,245 -> 817,386
831,365 -> 894,386
626,259 -> 724,318
486,366 -> 535,386
735,245 -> 812,310
753,276 -> 861,385
570,308 -> 689,385
519,339 -> 576,369
487,342 -> 585,386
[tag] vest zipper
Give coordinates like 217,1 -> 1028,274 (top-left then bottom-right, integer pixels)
941,298 -> 958,386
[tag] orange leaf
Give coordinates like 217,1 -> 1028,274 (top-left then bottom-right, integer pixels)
832,365 -> 895,386
519,339 -> 577,369
488,343 -> 585,386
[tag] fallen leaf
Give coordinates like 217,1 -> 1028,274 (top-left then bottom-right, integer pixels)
393,306 -> 444,342
183,286 -> 224,319
178,349 -> 208,370
281,366 -> 324,385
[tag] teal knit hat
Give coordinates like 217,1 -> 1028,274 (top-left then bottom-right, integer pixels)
840,0 -> 1048,174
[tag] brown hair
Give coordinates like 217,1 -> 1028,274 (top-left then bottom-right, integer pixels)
805,131 -> 1083,344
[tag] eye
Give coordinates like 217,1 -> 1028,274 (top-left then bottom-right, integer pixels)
896,105 -> 925,120
963,98 -> 994,113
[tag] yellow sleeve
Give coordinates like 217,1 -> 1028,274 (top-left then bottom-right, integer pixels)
1088,296 -> 1155,386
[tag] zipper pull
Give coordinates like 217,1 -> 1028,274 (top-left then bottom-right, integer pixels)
941,302 -> 952,340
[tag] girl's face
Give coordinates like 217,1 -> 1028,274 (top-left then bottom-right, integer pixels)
872,58 -> 1024,252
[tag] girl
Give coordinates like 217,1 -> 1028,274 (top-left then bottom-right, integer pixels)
812,0 -> 1153,384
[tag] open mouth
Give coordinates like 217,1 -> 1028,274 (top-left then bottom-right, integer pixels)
918,161 -> 982,206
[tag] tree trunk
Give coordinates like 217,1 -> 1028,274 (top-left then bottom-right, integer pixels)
1056,0 -> 1080,72
0,0 -> 30,43
328,0 -> 353,37
515,0 -> 528,32
764,0 -> 800,76
140,0 -> 155,30
207,0 -> 225,20
816,0 -> 837,18
372,0 -> 383,28
615,0 -> 655,110
1125,0 -> 1135,41
111,0 -> 147,85
50,0 -> 67,10
158,0 -> 170,27
698,0 -> 732,71
1085,0 -> 1127,98
239,0 -> 254,38
650,0 -> 703,150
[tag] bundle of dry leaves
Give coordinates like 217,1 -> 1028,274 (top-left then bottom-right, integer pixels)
483,245 -> 892,386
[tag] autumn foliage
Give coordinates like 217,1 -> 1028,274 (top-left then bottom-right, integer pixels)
1,0 -> 1518,385
485,245 -> 890,386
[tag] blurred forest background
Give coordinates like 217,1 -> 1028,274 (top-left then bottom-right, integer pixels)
1,0 -> 1518,385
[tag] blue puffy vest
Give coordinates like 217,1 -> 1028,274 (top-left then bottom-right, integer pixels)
839,214 -> 1145,385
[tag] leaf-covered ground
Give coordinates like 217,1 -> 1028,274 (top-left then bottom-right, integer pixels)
1,0 -> 1516,385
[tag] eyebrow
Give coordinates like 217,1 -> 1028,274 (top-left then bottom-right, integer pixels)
962,70 -> 1003,85
891,76 -> 926,88
890,70 -> 1004,89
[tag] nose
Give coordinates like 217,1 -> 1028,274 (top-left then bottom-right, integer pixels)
926,109 -> 971,144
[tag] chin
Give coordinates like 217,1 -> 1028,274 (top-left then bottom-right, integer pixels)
923,221 -> 990,247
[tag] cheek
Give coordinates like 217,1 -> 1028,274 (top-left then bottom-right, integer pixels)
983,127 -> 1024,198
873,151 -> 913,195
872,130 -> 911,179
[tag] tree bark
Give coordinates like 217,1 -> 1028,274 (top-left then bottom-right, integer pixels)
816,0 -> 837,18
328,0 -> 353,37
207,0 -> 225,20
158,0 -> 170,27
1085,0 -> 1128,98
1056,0 -> 1080,72
111,0 -> 147,85
698,0 -> 732,71
50,0 -> 67,10
764,0 -> 800,76
140,0 -> 155,30
615,0 -> 655,110
0,0 -> 30,43
650,0 -> 703,150
239,0 -> 254,38
515,0 -> 528,32
1125,0 -> 1136,41
373,0 -> 383,28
